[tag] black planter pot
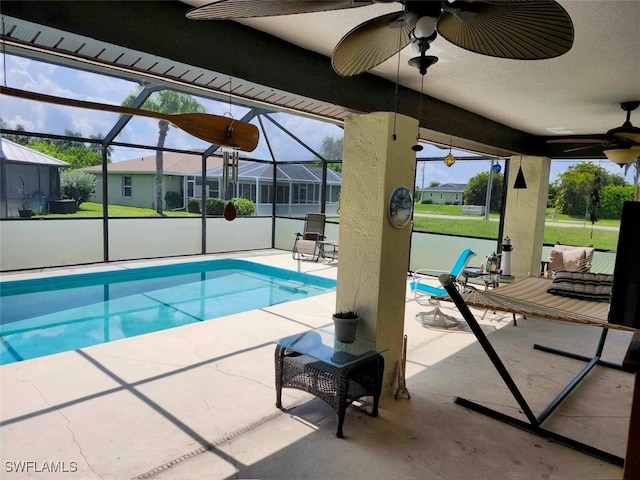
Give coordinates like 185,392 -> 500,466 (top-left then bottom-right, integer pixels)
18,209 -> 32,218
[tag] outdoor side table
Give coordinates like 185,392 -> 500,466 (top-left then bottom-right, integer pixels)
318,240 -> 339,262
461,267 -> 483,286
274,328 -> 385,438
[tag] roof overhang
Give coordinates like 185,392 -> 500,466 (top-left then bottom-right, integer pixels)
0,0 -> 551,158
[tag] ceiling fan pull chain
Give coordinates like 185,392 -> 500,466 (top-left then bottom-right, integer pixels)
1,15 -> 7,88
391,7 -> 406,142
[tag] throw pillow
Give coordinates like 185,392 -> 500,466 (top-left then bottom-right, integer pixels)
546,271 -> 613,302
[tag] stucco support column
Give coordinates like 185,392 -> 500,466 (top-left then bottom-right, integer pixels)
502,155 -> 550,278
337,111 -> 417,397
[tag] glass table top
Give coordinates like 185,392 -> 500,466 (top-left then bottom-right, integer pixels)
275,327 -> 387,368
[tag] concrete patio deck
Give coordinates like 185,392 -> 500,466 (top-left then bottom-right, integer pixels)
0,250 -> 633,479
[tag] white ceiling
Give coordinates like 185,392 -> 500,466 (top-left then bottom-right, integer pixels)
184,0 -> 640,140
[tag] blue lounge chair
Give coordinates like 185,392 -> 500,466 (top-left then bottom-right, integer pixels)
411,248 -> 476,328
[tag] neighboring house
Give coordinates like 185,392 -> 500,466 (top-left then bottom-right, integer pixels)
82,152 -> 342,215
416,183 -> 466,205
206,162 -> 342,216
82,151 -> 222,211
0,137 -> 69,218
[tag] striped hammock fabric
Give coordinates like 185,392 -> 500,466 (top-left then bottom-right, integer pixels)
457,275 -> 632,331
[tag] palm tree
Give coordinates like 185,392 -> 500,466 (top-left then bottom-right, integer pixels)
623,158 -> 640,201
122,89 -> 206,215
89,133 -> 114,160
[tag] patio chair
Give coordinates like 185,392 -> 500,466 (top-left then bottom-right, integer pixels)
292,213 -> 326,262
410,248 -> 476,328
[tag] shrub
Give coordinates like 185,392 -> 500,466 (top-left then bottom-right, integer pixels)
420,198 -> 433,204
597,185 -> 634,219
205,197 -> 225,215
164,191 -> 182,210
230,197 -> 256,216
60,169 -> 96,205
187,197 -> 200,213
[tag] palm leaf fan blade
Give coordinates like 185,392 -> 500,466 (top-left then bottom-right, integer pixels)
186,0 -> 372,20
332,12 -> 411,77
437,1 -> 574,60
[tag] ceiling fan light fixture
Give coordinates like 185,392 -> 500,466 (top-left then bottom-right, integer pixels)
604,148 -> 640,166
414,16 -> 438,38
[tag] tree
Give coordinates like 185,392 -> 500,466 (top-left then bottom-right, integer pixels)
554,163 -> 625,216
1,119 -> 109,167
122,89 -> 206,215
0,119 -> 34,145
623,159 -> 640,201
50,129 -> 85,150
318,135 -> 343,173
89,133 -> 114,159
27,141 -> 103,169
463,171 -> 503,212
598,184 -> 634,218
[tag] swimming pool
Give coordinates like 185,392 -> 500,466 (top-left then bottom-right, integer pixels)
0,259 -> 336,365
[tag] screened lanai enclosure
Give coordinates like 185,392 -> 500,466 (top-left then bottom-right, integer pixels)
0,50 -> 514,272
0,51 -> 628,274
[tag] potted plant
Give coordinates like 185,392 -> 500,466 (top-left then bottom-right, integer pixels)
332,311 -> 360,343
15,176 -> 33,218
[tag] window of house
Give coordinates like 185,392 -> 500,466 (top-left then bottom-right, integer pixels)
276,185 -> 289,204
207,179 -> 219,198
123,176 -> 132,198
260,184 -> 272,203
293,183 -> 320,204
187,177 -> 195,198
259,183 -> 289,204
238,182 -> 256,202
326,185 -> 340,203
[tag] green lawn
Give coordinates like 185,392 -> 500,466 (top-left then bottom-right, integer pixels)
410,203 -> 620,250
37,202 -> 620,250
40,202 -> 199,218
412,216 -> 619,250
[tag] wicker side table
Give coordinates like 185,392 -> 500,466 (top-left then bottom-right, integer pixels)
274,330 -> 385,438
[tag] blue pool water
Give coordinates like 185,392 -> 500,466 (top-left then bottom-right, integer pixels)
0,259 -> 336,365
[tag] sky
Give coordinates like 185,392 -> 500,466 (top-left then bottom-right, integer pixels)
1,53 -> 635,189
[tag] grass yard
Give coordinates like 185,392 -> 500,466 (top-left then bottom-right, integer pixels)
40,202 -> 199,218
37,202 -> 620,250
410,203 -> 620,250
412,216 -> 619,250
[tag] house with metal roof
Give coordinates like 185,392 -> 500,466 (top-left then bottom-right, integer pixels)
0,137 -> 69,218
82,152 -> 341,215
416,183 -> 467,205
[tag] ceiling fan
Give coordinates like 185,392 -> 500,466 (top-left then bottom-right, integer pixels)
186,0 -> 575,77
547,101 -> 640,166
